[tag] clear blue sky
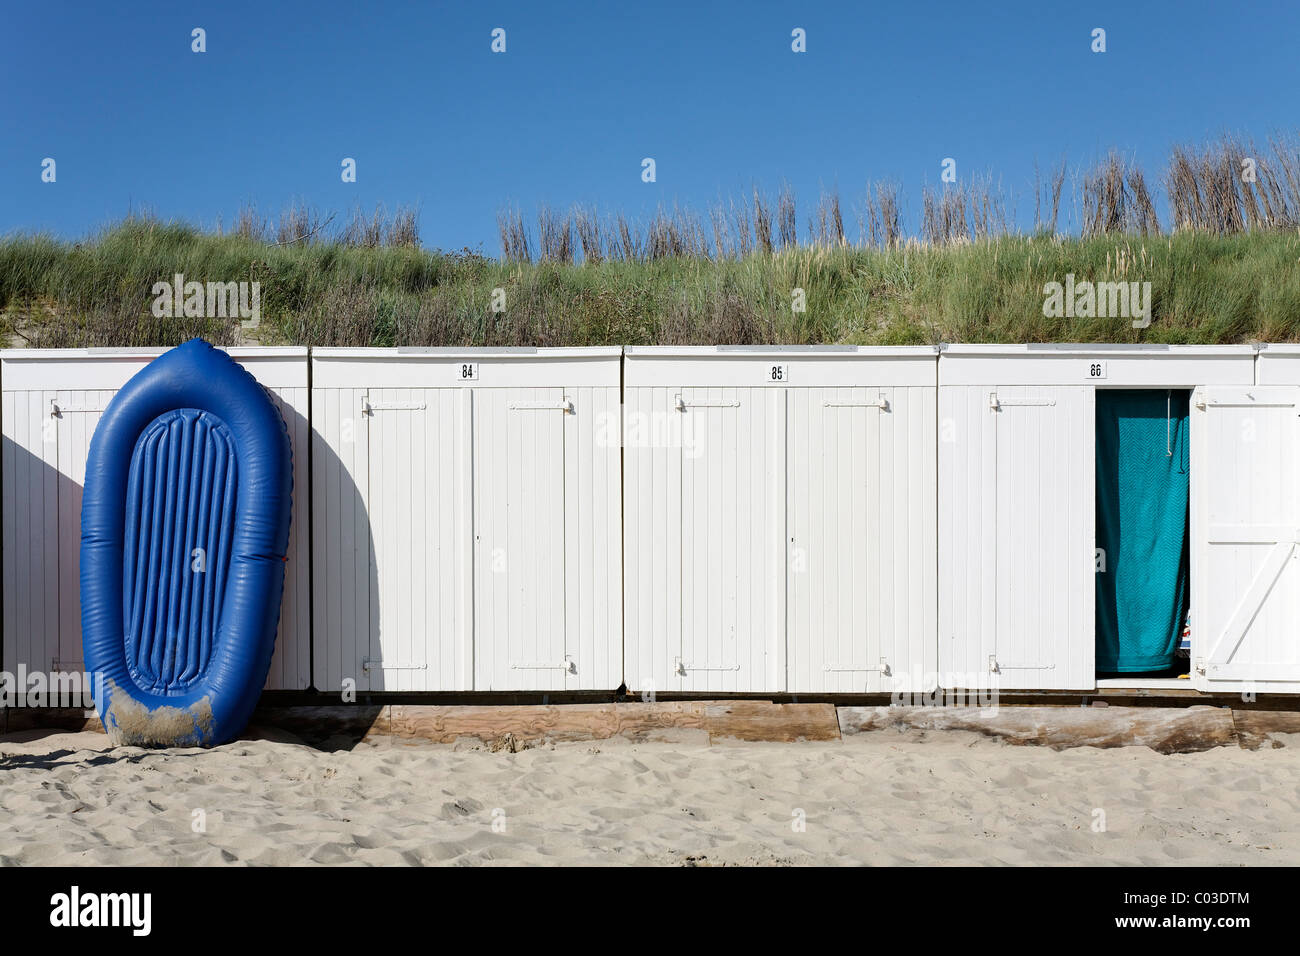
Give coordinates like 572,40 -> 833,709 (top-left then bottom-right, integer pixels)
2,0 -> 1296,254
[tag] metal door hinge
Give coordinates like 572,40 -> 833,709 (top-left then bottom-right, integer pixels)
361,658 -> 427,671
50,401 -> 106,416
362,398 -> 426,414
989,393 -> 1056,411
510,655 -> 576,673
509,400 -> 573,413
824,659 -> 891,675
674,657 -> 740,675
824,395 -> 889,410
675,395 -> 740,411
989,655 -> 1055,673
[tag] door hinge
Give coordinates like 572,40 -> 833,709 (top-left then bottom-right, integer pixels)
1197,394 -> 1296,409
674,657 -> 740,675
675,395 -> 740,411
823,395 -> 889,410
509,400 -> 573,413
362,398 -> 427,413
361,658 -> 427,671
510,656 -> 576,673
50,400 -> 106,416
989,655 -> 1056,673
824,659 -> 891,675
989,393 -> 1056,411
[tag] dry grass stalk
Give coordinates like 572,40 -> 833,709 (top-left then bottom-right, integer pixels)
777,183 -> 797,248
752,187 -> 773,254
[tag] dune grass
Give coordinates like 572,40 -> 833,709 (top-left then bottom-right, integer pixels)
3,217 -> 1300,348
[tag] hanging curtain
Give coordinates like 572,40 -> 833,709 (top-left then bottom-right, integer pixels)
1095,390 -> 1190,673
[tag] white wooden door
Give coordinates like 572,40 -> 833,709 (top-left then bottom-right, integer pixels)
363,387 -> 472,691
53,392 -> 111,676
992,387 -> 1095,689
1192,386 -> 1300,692
940,386 -> 1094,690
1,389 -> 109,683
3,390 -> 60,682
473,387 -> 569,690
787,387 -> 891,692
677,387 -> 784,692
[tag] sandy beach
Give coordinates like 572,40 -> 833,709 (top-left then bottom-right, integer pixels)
2,726 -> 1298,866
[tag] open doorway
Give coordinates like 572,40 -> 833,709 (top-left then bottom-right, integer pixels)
1095,389 -> 1192,680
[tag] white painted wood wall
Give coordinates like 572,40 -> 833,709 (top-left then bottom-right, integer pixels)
0,348 -> 311,690
623,347 -> 938,695
10,341 -> 1300,700
310,349 -> 622,694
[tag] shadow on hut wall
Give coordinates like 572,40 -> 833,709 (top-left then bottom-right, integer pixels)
1,428 -> 83,706
1,395 -> 328,727
303,394 -> 381,700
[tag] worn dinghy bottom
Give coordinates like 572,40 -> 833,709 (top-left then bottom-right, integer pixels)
101,680 -> 215,748
80,340 -> 293,747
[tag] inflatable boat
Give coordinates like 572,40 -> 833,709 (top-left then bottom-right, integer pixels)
80,339 -> 292,746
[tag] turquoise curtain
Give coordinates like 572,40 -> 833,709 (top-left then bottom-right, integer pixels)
1095,390 -> 1190,673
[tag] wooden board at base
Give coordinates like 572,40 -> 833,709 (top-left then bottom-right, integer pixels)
836,705 -> 1238,754
373,701 -> 841,745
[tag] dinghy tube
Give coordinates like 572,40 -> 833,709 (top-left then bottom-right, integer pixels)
80,339 -> 292,747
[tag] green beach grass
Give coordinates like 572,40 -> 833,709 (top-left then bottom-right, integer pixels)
3,217 -> 1300,349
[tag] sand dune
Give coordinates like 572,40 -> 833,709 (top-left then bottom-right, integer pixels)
1,728 -> 1297,865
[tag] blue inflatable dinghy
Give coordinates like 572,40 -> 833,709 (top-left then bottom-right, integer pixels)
80,339 -> 292,747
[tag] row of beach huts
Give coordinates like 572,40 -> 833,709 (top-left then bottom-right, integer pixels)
3,343 -> 1299,699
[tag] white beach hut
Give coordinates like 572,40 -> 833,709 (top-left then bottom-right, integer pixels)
309,347 -> 622,694
938,344 -> 1258,691
622,345 -> 938,696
